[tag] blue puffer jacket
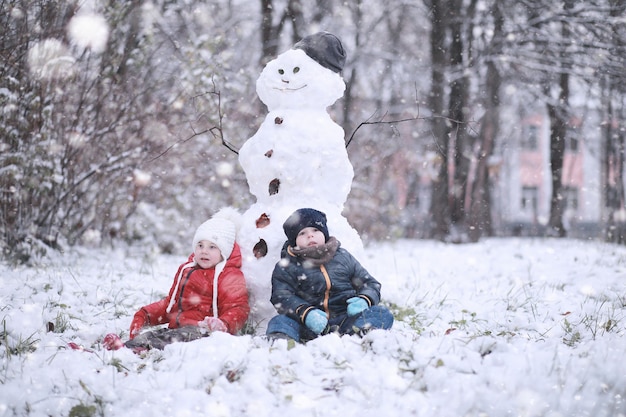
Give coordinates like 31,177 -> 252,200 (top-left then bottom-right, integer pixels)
270,240 -> 382,324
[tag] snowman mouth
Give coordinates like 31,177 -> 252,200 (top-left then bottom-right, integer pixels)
273,84 -> 307,92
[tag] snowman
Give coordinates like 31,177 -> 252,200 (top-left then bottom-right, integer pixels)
237,32 -> 365,333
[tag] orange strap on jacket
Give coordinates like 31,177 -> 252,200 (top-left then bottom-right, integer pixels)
320,265 -> 331,317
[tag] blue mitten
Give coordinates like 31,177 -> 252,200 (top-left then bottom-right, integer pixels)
304,309 -> 328,334
346,297 -> 369,316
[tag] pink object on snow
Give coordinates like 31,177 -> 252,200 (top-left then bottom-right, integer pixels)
103,333 -> 124,351
67,342 -> 94,353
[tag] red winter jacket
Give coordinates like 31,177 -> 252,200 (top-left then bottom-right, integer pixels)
136,243 -> 249,335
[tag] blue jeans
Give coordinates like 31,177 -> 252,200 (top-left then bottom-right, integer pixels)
266,305 -> 394,342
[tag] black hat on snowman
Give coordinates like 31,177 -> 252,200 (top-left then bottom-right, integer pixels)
293,31 -> 346,73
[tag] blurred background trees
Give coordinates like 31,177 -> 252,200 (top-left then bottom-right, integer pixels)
2,0 -> 626,262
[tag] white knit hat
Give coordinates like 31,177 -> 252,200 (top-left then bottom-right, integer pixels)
192,216 -> 236,259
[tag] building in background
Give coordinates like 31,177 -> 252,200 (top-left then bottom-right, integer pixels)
498,110 -> 604,237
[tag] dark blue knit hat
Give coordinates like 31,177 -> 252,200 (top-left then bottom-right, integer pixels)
283,208 -> 330,246
293,32 -> 346,73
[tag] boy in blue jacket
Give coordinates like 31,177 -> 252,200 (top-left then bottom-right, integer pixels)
266,208 -> 394,342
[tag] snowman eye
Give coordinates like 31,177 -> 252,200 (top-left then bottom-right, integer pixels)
278,69 -> 285,75
293,67 -> 300,74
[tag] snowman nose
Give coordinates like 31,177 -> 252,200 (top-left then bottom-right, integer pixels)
281,79 -> 289,84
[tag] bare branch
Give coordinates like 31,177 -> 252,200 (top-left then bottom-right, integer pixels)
205,80 -> 239,155
346,99 -> 465,149
148,82 -> 239,162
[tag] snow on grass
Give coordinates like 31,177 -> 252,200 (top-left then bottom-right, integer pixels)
1,238 -> 625,417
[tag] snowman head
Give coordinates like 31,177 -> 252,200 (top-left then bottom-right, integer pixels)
256,32 -> 347,111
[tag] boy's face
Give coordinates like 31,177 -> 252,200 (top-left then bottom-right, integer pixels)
194,240 -> 223,269
295,227 -> 326,249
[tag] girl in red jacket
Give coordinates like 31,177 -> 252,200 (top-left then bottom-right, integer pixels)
104,210 -> 250,351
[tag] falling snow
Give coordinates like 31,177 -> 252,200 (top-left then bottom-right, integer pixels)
0,238 -> 624,416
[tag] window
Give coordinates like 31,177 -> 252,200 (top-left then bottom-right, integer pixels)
521,186 -> 538,212
565,136 -> 579,152
521,125 -> 539,150
562,186 -> 579,211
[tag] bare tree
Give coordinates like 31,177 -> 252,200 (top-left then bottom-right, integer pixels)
447,0 -> 471,238
0,1 -> 227,261
467,1 -> 504,242
602,0 -> 626,243
260,0 -> 305,67
425,0 -> 451,240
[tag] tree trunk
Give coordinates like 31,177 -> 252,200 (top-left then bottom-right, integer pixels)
447,0 -> 469,237
426,0 -> 450,240
546,95 -> 568,237
259,0 -> 304,66
604,0 -> 626,244
546,10 -> 571,237
260,0 -> 277,66
468,3 -> 503,242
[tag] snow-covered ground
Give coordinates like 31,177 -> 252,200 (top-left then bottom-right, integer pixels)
1,237 -> 625,417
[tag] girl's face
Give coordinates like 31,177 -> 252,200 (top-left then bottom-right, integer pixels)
194,240 -> 223,269
295,227 -> 326,249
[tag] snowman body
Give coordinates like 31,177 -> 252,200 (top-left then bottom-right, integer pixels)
240,108 -> 352,201
238,48 -> 363,333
